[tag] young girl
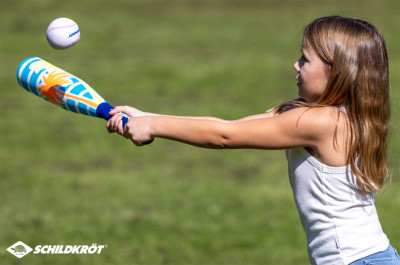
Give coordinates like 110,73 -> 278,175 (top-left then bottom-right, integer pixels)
107,16 -> 399,265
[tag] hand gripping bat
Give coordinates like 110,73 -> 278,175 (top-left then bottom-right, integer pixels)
17,57 -> 153,144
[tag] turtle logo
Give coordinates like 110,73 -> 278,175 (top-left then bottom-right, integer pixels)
7,241 -> 33,258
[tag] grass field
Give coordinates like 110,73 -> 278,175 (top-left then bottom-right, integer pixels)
1,0 -> 399,264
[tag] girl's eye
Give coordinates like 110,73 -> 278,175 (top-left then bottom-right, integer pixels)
300,56 -> 307,62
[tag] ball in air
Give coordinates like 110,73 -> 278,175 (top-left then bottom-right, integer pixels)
46,17 -> 80,50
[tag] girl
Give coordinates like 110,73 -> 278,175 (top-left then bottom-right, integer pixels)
107,16 -> 399,265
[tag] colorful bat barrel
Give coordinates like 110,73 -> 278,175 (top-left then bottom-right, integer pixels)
16,56 -> 127,124
17,57 -> 153,144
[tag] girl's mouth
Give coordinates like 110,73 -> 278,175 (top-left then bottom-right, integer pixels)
296,75 -> 301,86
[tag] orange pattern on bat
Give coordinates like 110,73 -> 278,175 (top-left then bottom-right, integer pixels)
38,71 -> 72,106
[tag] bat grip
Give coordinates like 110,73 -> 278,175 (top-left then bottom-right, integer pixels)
97,102 -> 153,145
121,116 -> 129,127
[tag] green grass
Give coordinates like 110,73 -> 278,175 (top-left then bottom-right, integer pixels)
1,0 -> 399,264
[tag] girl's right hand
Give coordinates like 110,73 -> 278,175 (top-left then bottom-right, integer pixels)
109,105 -> 155,118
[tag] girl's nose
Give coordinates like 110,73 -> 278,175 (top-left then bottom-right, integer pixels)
293,60 -> 300,72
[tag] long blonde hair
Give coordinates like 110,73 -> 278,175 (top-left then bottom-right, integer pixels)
277,16 -> 390,193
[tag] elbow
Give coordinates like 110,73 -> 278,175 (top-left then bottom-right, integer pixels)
213,122 -> 239,149
209,133 -> 233,149
202,121 -> 235,149
211,136 -> 229,149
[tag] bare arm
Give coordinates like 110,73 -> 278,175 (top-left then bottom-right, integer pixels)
108,106 -> 333,150
108,106 -> 276,122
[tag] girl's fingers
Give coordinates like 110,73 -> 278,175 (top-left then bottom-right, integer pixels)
107,114 -> 124,134
109,106 -> 131,116
106,119 -> 113,133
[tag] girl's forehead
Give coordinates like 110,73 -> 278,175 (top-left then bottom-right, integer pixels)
301,38 -> 311,49
301,39 -> 320,56
301,40 -> 312,54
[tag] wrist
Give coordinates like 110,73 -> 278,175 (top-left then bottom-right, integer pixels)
147,116 -> 158,139
144,112 -> 159,117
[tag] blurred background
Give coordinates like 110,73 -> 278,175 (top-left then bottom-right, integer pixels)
1,0 -> 399,264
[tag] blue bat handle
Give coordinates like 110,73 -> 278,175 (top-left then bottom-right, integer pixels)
96,102 -> 154,145
121,116 -> 129,127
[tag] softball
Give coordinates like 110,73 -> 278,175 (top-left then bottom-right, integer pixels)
46,18 -> 80,50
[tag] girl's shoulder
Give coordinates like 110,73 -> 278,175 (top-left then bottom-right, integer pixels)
278,105 -> 348,140
280,106 -> 349,166
281,105 -> 346,126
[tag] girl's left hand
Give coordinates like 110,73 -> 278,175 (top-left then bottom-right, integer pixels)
107,105 -> 151,136
122,116 -> 154,146
106,112 -> 154,146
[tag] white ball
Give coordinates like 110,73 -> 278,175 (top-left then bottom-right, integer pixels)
46,18 -> 80,50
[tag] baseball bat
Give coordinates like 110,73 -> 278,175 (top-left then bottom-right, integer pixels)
17,56 -> 153,144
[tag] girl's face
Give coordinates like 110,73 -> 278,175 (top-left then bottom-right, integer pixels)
293,41 -> 330,102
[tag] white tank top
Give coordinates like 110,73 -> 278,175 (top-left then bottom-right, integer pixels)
286,147 -> 389,265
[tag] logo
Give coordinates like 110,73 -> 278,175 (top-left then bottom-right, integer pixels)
68,29 -> 80,38
7,241 -> 33,258
34,244 -> 106,254
7,241 -> 107,259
